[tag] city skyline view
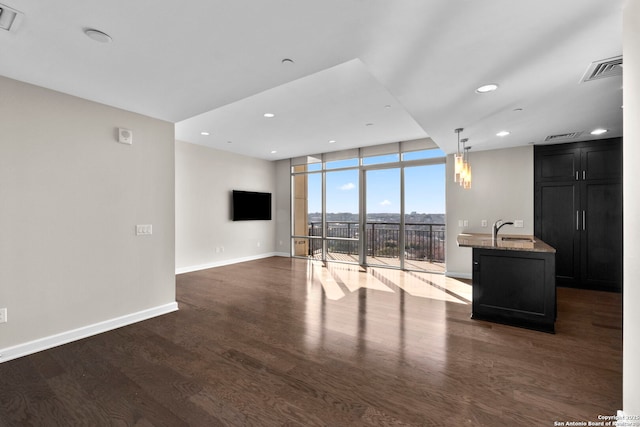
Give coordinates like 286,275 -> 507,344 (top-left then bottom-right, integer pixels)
305,163 -> 445,216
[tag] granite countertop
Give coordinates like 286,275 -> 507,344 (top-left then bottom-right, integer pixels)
456,233 -> 556,253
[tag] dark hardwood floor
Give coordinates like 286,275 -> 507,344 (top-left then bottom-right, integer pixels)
0,257 -> 622,426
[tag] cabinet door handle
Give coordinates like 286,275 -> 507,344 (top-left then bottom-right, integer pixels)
582,210 -> 586,231
576,210 -> 579,230
583,170 -> 586,180
575,171 -> 579,181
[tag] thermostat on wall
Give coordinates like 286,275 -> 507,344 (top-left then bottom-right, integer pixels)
118,128 -> 133,145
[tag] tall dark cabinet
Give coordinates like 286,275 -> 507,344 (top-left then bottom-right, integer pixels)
534,138 -> 622,292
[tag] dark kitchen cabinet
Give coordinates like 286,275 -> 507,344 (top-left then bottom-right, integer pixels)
534,138 -> 622,292
472,248 -> 556,333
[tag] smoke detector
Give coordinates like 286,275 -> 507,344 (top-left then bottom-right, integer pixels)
0,3 -> 23,32
581,56 -> 622,82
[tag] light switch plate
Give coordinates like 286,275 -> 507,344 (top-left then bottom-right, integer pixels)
0,308 -> 7,323
136,224 -> 152,235
514,220 -> 524,228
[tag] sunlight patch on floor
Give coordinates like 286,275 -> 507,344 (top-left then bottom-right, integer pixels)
306,260 -> 471,304
306,261 -> 346,300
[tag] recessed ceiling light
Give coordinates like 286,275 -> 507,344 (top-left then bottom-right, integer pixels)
0,4 -> 21,32
84,28 -> 112,43
365,123 -> 374,127
227,141 -> 232,144
590,128 -> 608,135
476,84 -> 498,93
513,108 -> 523,112
270,150 -> 277,154
328,140 -> 336,144
281,58 -> 294,64
496,131 -> 510,137
263,113 -> 275,118
384,105 -> 392,109
200,131 -> 210,136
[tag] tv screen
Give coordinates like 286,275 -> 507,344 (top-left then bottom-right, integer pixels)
232,190 -> 272,221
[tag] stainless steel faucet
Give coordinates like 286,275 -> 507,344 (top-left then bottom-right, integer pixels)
492,219 -> 514,241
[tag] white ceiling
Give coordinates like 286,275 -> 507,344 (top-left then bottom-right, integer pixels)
0,0 -> 623,160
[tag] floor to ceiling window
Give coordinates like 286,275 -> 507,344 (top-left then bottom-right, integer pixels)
326,165 -> 360,263
291,139 -> 445,273
403,163 -> 446,272
365,167 -> 401,268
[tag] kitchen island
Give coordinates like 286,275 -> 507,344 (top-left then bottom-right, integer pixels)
457,233 -> 556,333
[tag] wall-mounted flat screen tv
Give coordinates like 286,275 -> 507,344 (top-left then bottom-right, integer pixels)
232,190 -> 272,221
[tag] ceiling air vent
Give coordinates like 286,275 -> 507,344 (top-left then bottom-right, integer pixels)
581,56 -> 622,82
0,3 -> 22,32
544,132 -> 582,142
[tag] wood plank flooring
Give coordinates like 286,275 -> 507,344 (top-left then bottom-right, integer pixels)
0,257 -> 622,426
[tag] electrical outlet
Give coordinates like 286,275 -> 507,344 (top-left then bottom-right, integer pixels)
0,308 -> 7,323
481,220 -> 488,227
514,220 -> 524,228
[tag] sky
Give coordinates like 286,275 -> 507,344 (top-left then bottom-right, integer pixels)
306,161 -> 445,215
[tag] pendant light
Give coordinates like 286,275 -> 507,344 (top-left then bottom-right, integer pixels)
453,128 -> 471,190
461,142 -> 471,189
453,128 -> 472,189
454,128 -> 464,183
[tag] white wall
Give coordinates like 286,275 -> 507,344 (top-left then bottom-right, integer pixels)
623,0 -> 640,414
175,140 -> 282,273
0,76 -> 176,361
445,145 -> 534,278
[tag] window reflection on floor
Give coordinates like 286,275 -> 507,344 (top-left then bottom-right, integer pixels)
305,260 -> 470,303
303,260 -> 472,362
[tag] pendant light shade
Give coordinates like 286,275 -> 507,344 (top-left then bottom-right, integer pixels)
454,153 -> 464,182
453,128 -> 472,189
461,144 -> 471,189
462,150 -> 471,189
454,128 -> 464,183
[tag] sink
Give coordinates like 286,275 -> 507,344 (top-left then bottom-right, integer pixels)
501,236 -> 535,243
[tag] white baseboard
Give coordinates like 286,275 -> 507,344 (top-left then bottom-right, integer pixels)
0,302 -> 178,364
445,271 -> 472,280
176,252 -> 290,275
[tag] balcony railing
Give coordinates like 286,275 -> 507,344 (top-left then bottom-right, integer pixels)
307,221 -> 445,263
